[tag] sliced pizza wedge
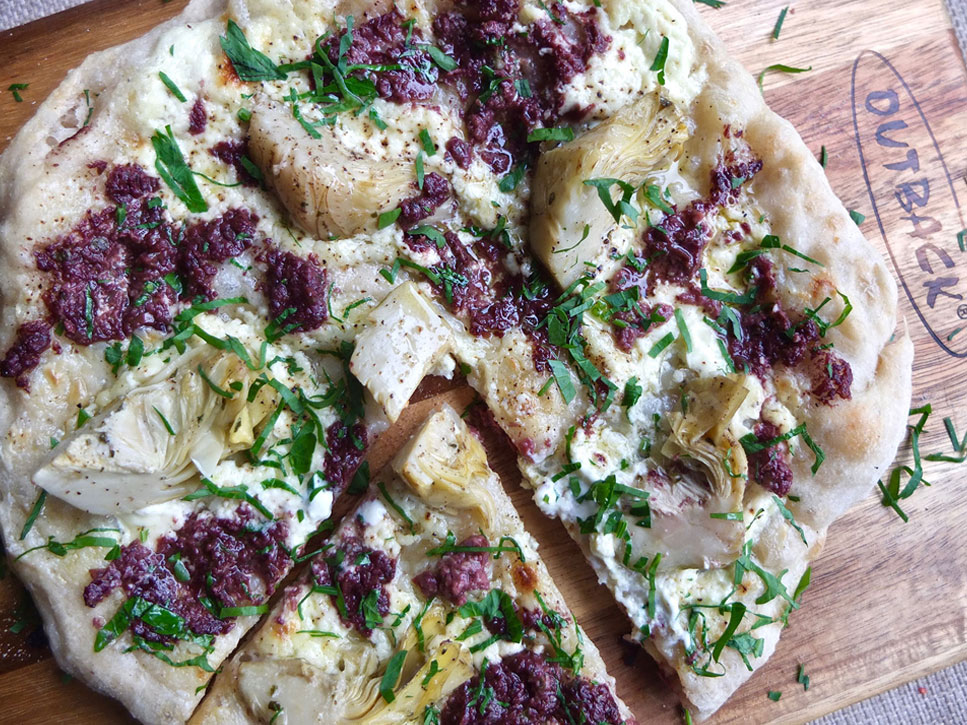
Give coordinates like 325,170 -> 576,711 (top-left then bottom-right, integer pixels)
192,405 -> 634,724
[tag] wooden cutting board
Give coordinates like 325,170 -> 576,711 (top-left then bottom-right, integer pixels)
1,0 -> 966,722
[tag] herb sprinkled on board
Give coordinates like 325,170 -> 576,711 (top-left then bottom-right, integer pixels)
798,663 -> 811,690
756,63 -> 812,92
772,7 -> 790,41
7,83 -> 28,102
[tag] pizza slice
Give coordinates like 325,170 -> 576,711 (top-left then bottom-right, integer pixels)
192,405 -> 633,724
472,1 -> 914,719
0,4 -> 391,720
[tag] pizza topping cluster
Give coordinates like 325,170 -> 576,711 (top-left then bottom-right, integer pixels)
84,506 -> 289,651
413,533 -> 492,606
441,649 -> 624,724
0,163 -> 270,387
431,0 -> 609,174
310,527 -> 397,637
260,246 -> 330,332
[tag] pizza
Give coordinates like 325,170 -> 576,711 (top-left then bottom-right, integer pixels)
0,0 -> 913,721
191,404 -> 633,724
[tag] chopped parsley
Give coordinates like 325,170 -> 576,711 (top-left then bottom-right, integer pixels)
547,359 -> 576,404
797,663 -> 811,690
756,63 -> 812,92
527,126 -> 575,143
19,491 -> 46,540
7,83 -> 28,102
650,36 -> 670,85
380,650 -> 408,703
219,20 -> 286,81
151,125 -> 207,213
878,405 -> 933,521
159,71 -> 187,102
772,7 -> 789,40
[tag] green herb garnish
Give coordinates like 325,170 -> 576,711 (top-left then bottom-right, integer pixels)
151,125 -> 207,213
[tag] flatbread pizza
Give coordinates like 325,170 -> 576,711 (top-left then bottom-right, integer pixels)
0,0 -> 912,721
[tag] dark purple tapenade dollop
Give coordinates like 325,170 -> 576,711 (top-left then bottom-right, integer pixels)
28,163 -> 259,344
407,229 -> 555,370
441,650 -> 624,725
179,207 -> 258,301
616,149 -> 853,405
726,256 -> 853,404
188,99 -> 207,135
324,421 -> 368,493
747,421 -> 793,496
105,164 -> 161,205
643,158 -> 764,292
262,246 -> 329,333
84,506 -> 289,641
398,172 -> 451,229
413,534 -> 491,606
210,140 -> 259,187
433,0 -> 609,173
324,3 -> 608,173
311,531 -> 396,637
0,321 -> 52,389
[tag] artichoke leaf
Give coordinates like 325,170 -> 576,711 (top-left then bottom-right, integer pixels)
237,656 -> 352,724
350,282 -> 453,423
248,97 -> 414,239
350,641 -> 474,724
392,405 -> 496,528
33,351 -> 279,515
530,95 -> 688,288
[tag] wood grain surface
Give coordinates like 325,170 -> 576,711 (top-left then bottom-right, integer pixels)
1,0 -> 966,723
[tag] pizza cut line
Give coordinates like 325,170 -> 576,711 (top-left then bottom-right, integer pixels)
0,0 -> 912,722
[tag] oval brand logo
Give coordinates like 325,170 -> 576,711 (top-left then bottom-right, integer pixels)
851,50 -> 967,357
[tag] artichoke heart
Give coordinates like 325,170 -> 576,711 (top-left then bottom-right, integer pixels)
350,282 -> 453,423
237,608 -> 470,723
660,374 -> 752,502
350,642 -> 473,724
530,95 -> 688,288
33,353 -> 278,515
626,375 -> 753,570
392,405 -> 496,528
248,97 -> 414,239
